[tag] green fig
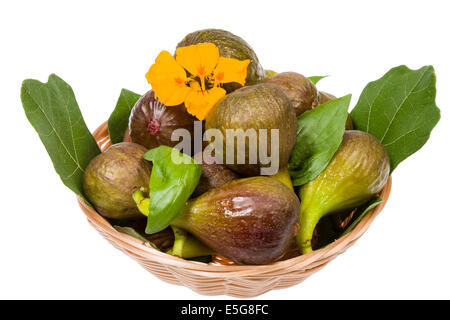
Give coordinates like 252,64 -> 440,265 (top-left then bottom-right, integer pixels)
205,83 -> 297,176
172,177 -> 300,265
270,167 -> 294,191
82,142 -> 152,219
296,130 -> 390,254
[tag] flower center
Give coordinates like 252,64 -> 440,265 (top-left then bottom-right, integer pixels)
187,75 -> 215,92
197,65 -> 206,76
174,77 -> 184,85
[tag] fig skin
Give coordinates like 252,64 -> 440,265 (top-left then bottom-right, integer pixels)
172,177 -> 300,265
192,151 -> 240,197
176,29 -> 265,91
265,72 -> 319,117
318,91 -> 354,130
205,83 -> 297,177
82,142 -> 152,220
296,130 -> 390,254
318,91 -> 336,104
129,90 -> 196,152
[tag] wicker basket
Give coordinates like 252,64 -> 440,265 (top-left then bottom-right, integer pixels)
78,122 -> 392,298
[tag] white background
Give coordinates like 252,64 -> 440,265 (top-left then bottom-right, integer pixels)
1,0 -> 449,299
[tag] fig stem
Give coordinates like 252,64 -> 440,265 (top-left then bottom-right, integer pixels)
132,188 -> 150,217
169,226 -> 214,258
296,206 -> 322,254
171,226 -> 188,257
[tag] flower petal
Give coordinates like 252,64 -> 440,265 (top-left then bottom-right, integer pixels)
176,43 -> 220,79
214,57 -> 250,86
146,50 -> 190,106
184,87 -> 226,120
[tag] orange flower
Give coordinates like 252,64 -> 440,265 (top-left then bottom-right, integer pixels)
145,43 -> 250,120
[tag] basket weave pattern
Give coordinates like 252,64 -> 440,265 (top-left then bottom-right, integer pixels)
78,122 -> 392,298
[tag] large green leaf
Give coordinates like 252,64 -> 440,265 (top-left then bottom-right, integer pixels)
289,95 -> 351,186
108,89 -> 141,144
21,74 -> 100,199
351,65 -> 440,171
143,146 -> 202,234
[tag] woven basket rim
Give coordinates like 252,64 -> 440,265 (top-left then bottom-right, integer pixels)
78,121 -> 392,278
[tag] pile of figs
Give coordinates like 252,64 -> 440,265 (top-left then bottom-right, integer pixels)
82,29 -> 390,265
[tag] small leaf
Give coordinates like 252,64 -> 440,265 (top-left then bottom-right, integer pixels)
113,226 -> 158,249
289,95 -> 351,186
143,146 -> 202,234
108,89 -> 141,144
308,75 -> 328,85
21,74 -> 100,200
341,197 -> 383,236
351,65 -> 440,171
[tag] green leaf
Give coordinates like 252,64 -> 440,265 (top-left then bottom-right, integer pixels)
288,95 -> 351,186
350,65 -> 440,171
308,75 -> 328,85
108,89 -> 141,144
341,197 -> 383,236
20,74 -> 100,199
113,225 -> 158,249
143,146 -> 202,234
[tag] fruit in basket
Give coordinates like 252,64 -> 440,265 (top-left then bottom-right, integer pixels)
265,72 -> 319,117
205,83 -> 297,176
171,177 -> 300,265
82,142 -> 152,219
176,28 -> 265,91
192,151 -> 240,197
296,130 -> 390,254
318,91 -> 354,130
129,90 -> 196,152
270,167 -> 294,190
318,91 -> 336,104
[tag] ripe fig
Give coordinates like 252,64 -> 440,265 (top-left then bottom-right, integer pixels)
192,151 -> 240,197
265,72 -> 319,116
129,90 -> 196,152
318,91 -> 354,130
82,142 -> 152,219
318,91 -> 336,104
172,177 -> 300,265
205,83 -> 297,176
176,29 -> 265,91
296,130 -> 390,254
